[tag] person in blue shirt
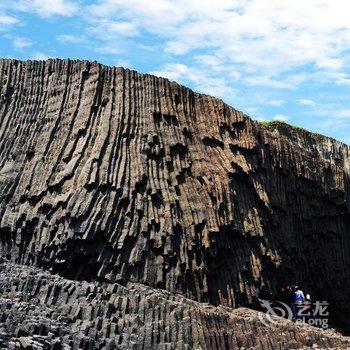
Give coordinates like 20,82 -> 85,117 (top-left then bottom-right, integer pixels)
295,286 -> 305,303
292,286 -> 305,320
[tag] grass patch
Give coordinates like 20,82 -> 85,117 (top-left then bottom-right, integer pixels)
259,120 -> 323,137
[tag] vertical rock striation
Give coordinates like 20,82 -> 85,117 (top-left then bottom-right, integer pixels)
1,261 -> 350,349
0,59 -> 349,327
264,121 -> 350,175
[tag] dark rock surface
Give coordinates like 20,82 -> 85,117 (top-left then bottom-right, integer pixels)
0,260 -> 350,349
264,121 -> 350,175
0,59 -> 350,347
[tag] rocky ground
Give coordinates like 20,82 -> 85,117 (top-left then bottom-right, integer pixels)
0,260 -> 349,350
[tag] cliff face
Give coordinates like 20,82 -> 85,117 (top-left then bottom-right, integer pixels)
264,121 -> 350,175
2,260 -> 350,350
0,59 -> 349,324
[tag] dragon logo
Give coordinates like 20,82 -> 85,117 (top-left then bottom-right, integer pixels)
258,299 -> 293,327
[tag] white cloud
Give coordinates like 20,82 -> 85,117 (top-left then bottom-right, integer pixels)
95,46 -> 122,55
85,0 -> 350,85
265,99 -> 285,107
32,51 -> 50,60
273,114 -> 290,122
14,0 -> 78,17
151,63 -> 186,82
298,104 -> 350,139
298,99 -> 316,106
244,72 -> 310,89
336,78 -> 350,86
0,13 -> 18,26
91,20 -> 139,39
329,72 -> 350,86
244,107 -> 259,114
81,19 -> 140,56
57,34 -> 81,43
194,54 -> 241,79
13,37 -> 32,50
115,59 -> 131,68
2,0 -> 350,145
151,63 -> 236,99
337,109 -> 350,119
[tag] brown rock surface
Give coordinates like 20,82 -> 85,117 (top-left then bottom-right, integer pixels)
0,59 -> 349,346
0,260 -> 350,349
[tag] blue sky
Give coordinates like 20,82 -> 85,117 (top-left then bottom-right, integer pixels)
1,0 -> 350,144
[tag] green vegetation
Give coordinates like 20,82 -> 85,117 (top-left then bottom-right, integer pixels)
260,120 -> 301,130
259,119 -> 324,138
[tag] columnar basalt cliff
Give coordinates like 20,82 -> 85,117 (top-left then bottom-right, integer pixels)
264,121 -> 350,175
0,59 -> 349,341
2,260 -> 350,349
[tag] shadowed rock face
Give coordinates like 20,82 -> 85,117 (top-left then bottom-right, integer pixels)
2,260 -> 350,350
0,59 -> 349,327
